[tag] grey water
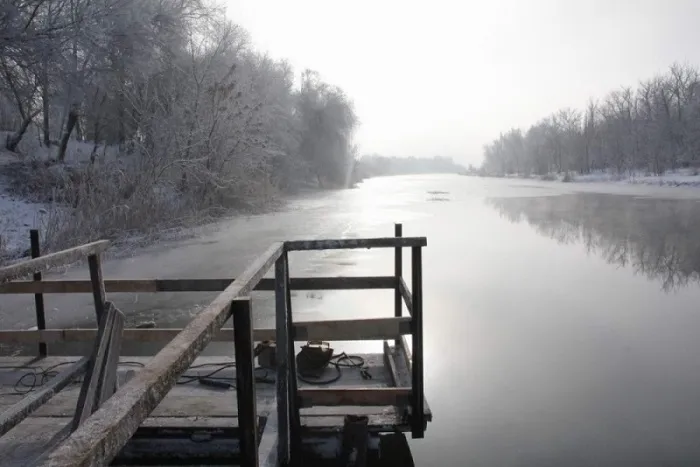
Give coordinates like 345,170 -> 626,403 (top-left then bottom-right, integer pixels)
4,174 -> 700,466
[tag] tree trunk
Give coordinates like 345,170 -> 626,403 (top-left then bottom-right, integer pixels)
42,61 -> 50,147
57,108 -> 78,162
6,112 -> 38,152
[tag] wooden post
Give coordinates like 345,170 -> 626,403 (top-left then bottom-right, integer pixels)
275,255 -> 290,466
233,298 -> 258,467
87,254 -> 106,323
394,223 -> 403,348
410,246 -> 425,438
284,252 -> 302,463
30,229 -> 47,356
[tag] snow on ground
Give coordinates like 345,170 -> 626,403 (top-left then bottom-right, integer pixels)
544,169 -> 700,187
0,151 -> 48,259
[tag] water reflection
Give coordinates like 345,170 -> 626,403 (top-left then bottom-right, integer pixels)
487,194 -> 700,291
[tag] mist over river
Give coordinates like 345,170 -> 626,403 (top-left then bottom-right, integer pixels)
4,174 -> 700,466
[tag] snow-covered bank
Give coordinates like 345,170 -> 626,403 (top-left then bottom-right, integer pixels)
0,151 -> 48,259
572,169 -> 700,187
504,169 -> 700,187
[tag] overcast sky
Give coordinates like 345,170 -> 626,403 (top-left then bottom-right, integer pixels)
226,0 -> 700,166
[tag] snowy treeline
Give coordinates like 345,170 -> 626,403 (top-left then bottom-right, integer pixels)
0,0 -> 357,250
481,63 -> 700,177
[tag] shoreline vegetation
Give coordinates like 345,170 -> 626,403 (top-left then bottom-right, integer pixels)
1,0 -> 362,264
479,63 -> 700,185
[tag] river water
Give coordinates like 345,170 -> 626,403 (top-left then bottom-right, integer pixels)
4,174 -> 700,466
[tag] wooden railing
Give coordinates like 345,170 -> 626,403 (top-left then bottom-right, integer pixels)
0,224 -> 427,467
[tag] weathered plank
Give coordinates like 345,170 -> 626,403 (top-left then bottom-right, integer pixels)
97,308 -> 124,406
0,316 -> 412,344
0,240 -> 110,284
0,276 -> 396,294
398,278 -> 413,316
297,388 -> 411,407
40,242 -> 284,467
258,409 -> 278,467
285,237 -> 427,251
383,341 -> 400,388
72,303 -> 118,430
0,358 -> 88,437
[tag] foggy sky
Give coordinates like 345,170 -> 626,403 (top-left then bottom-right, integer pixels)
227,0 -> 700,165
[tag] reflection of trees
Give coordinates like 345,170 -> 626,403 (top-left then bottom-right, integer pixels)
487,194 -> 700,292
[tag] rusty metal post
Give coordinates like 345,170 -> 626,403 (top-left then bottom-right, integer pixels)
30,230 -> 47,356
233,298 -> 257,467
410,246 -> 425,438
393,223 -> 403,348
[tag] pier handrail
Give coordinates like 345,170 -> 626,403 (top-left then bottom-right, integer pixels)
1,231 -> 427,467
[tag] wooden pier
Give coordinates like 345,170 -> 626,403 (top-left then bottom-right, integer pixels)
0,225 -> 431,466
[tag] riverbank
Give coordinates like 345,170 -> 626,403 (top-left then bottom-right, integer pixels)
474,168 -> 700,188
0,145 -> 320,265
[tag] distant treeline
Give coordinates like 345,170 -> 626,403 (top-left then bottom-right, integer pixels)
352,155 -> 466,182
481,63 -> 700,177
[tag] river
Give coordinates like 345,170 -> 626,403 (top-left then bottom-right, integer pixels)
3,174 -> 700,466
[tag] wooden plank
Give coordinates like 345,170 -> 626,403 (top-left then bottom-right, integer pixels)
275,255 -> 290,465
383,341 -> 400,388
98,307 -> 124,405
40,242 -> 284,467
0,276 -> 396,294
298,388 -> 411,407
410,246 -> 424,438
285,237 -> 427,251
394,223 -> 403,348
0,317 -> 412,344
0,240 -> 110,284
232,299 -> 257,467
30,229 -> 48,357
87,254 -> 106,323
398,278 -> 413,316
0,358 -> 88,437
72,303 -> 117,430
258,409 -> 278,467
